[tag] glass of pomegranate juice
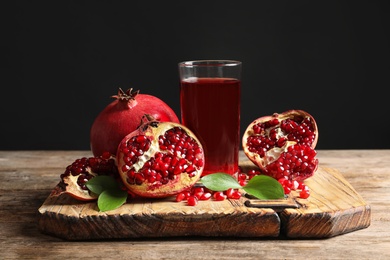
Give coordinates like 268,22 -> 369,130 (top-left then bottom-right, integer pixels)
179,60 -> 241,176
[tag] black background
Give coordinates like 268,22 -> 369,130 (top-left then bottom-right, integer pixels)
3,1 -> 390,150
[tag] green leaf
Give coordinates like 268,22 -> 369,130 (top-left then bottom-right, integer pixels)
97,189 -> 128,212
86,176 -> 121,195
201,173 -> 242,191
243,175 -> 284,200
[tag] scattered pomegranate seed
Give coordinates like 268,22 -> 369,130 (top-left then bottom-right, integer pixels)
192,187 -> 204,197
225,188 -> 242,199
174,168 -> 312,207
187,196 -> 198,206
199,192 -> 212,200
224,188 -> 235,198
299,189 -> 310,199
213,191 -> 227,201
238,173 -> 247,181
175,192 -> 186,202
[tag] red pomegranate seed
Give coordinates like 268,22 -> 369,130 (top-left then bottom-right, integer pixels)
183,191 -> 191,198
187,196 -> 198,206
101,151 -> 112,160
199,192 -> 212,200
278,177 -> 288,186
225,188 -> 234,198
299,188 -> 310,199
225,188 -> 242,200
238,180 -> 246,186
213,191 -> 227,201
176,192 -> 186,202
291,180 -> 299,190
253,123 -> 263,134
238,173 -> 247,181
193,187 -> 204,194
283,185 -> 291,194
193,191 -> 204,200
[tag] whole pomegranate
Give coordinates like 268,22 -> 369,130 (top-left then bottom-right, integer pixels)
90,88 -> 180,157
51,152 -> 119,201
117,117 -> 205,198
242,110 -> 319,182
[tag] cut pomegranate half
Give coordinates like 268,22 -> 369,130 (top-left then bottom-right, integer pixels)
242,109 -> 319,182
117,119 -> 205,198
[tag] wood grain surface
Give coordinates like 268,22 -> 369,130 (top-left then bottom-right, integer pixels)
37,166 -> 370,240
1,150 -> 389,259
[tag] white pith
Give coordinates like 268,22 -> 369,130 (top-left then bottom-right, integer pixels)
243,117 -> 298,168
262,141 -> 296,166
130,140 -> 159,172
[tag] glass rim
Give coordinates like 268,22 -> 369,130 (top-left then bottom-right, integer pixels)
179,60 -> 241,67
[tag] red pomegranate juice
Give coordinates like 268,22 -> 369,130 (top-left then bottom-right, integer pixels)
180,77 -> 240,176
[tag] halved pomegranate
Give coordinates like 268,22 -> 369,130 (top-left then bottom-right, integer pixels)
242,110 -> 319,182
117,117 -> 205,198
51,152 -> 119,201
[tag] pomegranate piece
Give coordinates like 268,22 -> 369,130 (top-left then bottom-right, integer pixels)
187,196 -> 198,206
213,191 -> 227,201
90,88 -> 180,157
51,152 -> 119,201
299,188 -> 311,199
242,110 -> 319,182
175,192 -> 187,202
225,188 -> 242,200
117,119 -> 205,198
199,192 -> 212,200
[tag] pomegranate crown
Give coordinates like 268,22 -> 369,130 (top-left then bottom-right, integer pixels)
112,88 -> 140,101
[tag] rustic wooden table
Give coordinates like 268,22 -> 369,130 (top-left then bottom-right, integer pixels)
1,150 -> 389,259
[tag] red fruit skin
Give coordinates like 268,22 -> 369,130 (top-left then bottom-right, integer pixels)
90,89 -> 180,157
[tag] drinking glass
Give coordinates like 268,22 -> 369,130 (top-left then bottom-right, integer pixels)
179,60 -> 241,176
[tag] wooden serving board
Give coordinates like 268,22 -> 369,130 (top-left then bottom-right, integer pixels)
38,165 -> 371,240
